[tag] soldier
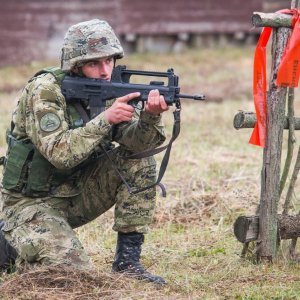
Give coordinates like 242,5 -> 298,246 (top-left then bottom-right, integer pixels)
0,19 -> 168,284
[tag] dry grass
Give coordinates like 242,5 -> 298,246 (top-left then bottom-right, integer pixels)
0,265 -> 167,300
1,46 -> 300,299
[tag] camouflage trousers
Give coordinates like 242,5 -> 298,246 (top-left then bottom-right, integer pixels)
0,148 -> 157,270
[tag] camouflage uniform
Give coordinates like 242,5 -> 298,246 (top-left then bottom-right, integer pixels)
0,20 -> 166,270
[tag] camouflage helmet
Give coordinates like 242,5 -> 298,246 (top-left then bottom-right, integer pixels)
60,19 -> 124,71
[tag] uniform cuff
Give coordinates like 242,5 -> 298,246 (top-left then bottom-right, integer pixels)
140,111 -> 162,125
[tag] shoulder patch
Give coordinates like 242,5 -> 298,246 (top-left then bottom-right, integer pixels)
40,89 -> 57,101
40,112 -> 61,132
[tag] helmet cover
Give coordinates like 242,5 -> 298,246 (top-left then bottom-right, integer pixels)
61,19 -> 124,71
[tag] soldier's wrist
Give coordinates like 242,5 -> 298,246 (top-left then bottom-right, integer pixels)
140,110 -> 162,124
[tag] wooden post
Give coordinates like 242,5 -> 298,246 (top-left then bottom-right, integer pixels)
254,23 -> 291,263
234,215 -> 300,243
233,111 -> 300,130
234,1 -> 300,261
252,1 -> 298,262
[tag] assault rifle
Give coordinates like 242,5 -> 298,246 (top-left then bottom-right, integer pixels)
61,65 -> 205,195
61,65 -> 205,118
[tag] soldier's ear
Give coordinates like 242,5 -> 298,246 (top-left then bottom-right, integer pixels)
71,66 -> 79,74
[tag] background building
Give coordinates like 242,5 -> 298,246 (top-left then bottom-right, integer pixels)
0,0 -> 291,67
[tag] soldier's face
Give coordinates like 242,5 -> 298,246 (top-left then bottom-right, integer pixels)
81,57 -> 114,80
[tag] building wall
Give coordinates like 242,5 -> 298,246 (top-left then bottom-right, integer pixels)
118,0 -> 261,34
0,0 -> 120,66
263,0 -> 292,11
0,0 -> 270,67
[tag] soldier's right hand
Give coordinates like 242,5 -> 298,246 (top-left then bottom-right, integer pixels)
103,92 -> 140,124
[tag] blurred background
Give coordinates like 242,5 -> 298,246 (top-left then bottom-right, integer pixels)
2,1 -> 300,299
0,0 -> 291,67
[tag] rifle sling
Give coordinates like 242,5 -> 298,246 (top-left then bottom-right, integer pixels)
101,109 -> 181,197
73,99 -> 181,197
129,109 -> 181,196
73,102 -> 90,124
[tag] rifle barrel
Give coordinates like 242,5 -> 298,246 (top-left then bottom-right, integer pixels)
178,93 -> 205,101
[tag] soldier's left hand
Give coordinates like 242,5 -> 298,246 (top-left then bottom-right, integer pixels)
145,89 -> 169,115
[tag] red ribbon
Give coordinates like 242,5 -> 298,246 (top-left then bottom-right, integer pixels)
249,9 -> 300,147
277,9 -> 300,87
249,27 -> 272,147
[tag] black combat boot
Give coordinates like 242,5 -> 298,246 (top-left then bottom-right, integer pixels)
0,220 -> 17,273
112,232 -> 166,285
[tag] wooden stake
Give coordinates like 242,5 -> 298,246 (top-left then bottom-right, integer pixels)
233,111 -> 300,130
252,12 -> 293,28
257,26 -> 290,262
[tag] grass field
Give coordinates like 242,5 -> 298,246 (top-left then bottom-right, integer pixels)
1,46 -> 300,299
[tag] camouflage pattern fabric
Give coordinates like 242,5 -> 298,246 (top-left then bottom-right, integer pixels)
61,19 -> 124,71
0,70 -> 166,269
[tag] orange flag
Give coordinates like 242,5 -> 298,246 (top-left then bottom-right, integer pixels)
249,9 -> 300,147
277,10 -> 300,87
249,27 -> 272,147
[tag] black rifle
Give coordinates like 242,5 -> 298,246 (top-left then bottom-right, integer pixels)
61,65 -> 205,118
61,65 -> 205,196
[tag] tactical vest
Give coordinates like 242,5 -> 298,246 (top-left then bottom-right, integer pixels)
1,67 -> 87,197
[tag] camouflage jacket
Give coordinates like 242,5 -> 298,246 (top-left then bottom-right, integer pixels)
12,71 -> 166,167
5,71 -> 166,196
